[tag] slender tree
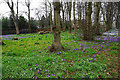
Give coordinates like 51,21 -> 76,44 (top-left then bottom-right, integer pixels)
68,2 -> 72,33
61,1 -> 65,32
101,2 -> 114,31
5,0 -> 20,34
77,2 -> 82,30
50,0 -> 64,52
25,0 -> 31,33
49,2 -> 52,32
94,2 -> 101,35
44,0 -> 48,28
73,0 -> 76,34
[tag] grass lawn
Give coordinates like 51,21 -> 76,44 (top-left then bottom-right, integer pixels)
1,31 -> 119,79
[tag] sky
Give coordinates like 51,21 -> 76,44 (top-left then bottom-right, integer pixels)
0,0 -> 76,20
0,0 -> 119,20
0,0 -> 44,19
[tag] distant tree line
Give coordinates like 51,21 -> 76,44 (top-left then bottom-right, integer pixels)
1,14 -> 37,34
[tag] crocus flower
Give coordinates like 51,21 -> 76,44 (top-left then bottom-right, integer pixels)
30,68 -> 32,70
47,75 -> 49,77
93,66 -> 95,68
67,61 -> 69,63
36,76 -> 38,79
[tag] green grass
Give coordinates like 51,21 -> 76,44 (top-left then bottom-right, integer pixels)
2,31 -> 119,79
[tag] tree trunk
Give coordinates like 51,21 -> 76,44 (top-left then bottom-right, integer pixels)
68,2 -> 72,33
6,1 -> 20,35
83,2 -> 88,40
94,2 -> 101,35
83,2 -> 93,40
45,1 -> 48,28
101,6 -> 107,31
28,6 -> 31,33
88,2 -> 93,40
50,1 -> 64,52
11,10 -> 19,35
73,1 -> 76,34
50,8 -> 52,32
62,9 -> 65,32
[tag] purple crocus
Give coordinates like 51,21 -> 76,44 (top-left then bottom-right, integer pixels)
52,74 -> 55,76
82,76 -> 84,78
94,58 -> 96,60
67,61 -> 69,63
36,76 -> 38,79
89,68 -> 91,70
93,54 -> 95,57
93,66 -> 95,68
30,68 -> 32,70
47,75 -> 49,77
86,74 -> 88,76
45,70 -> 47,71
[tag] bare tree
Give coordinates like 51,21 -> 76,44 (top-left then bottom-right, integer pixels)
34,8 -> 42,26
5,0 -> 20,35
25,0 -> 31,33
